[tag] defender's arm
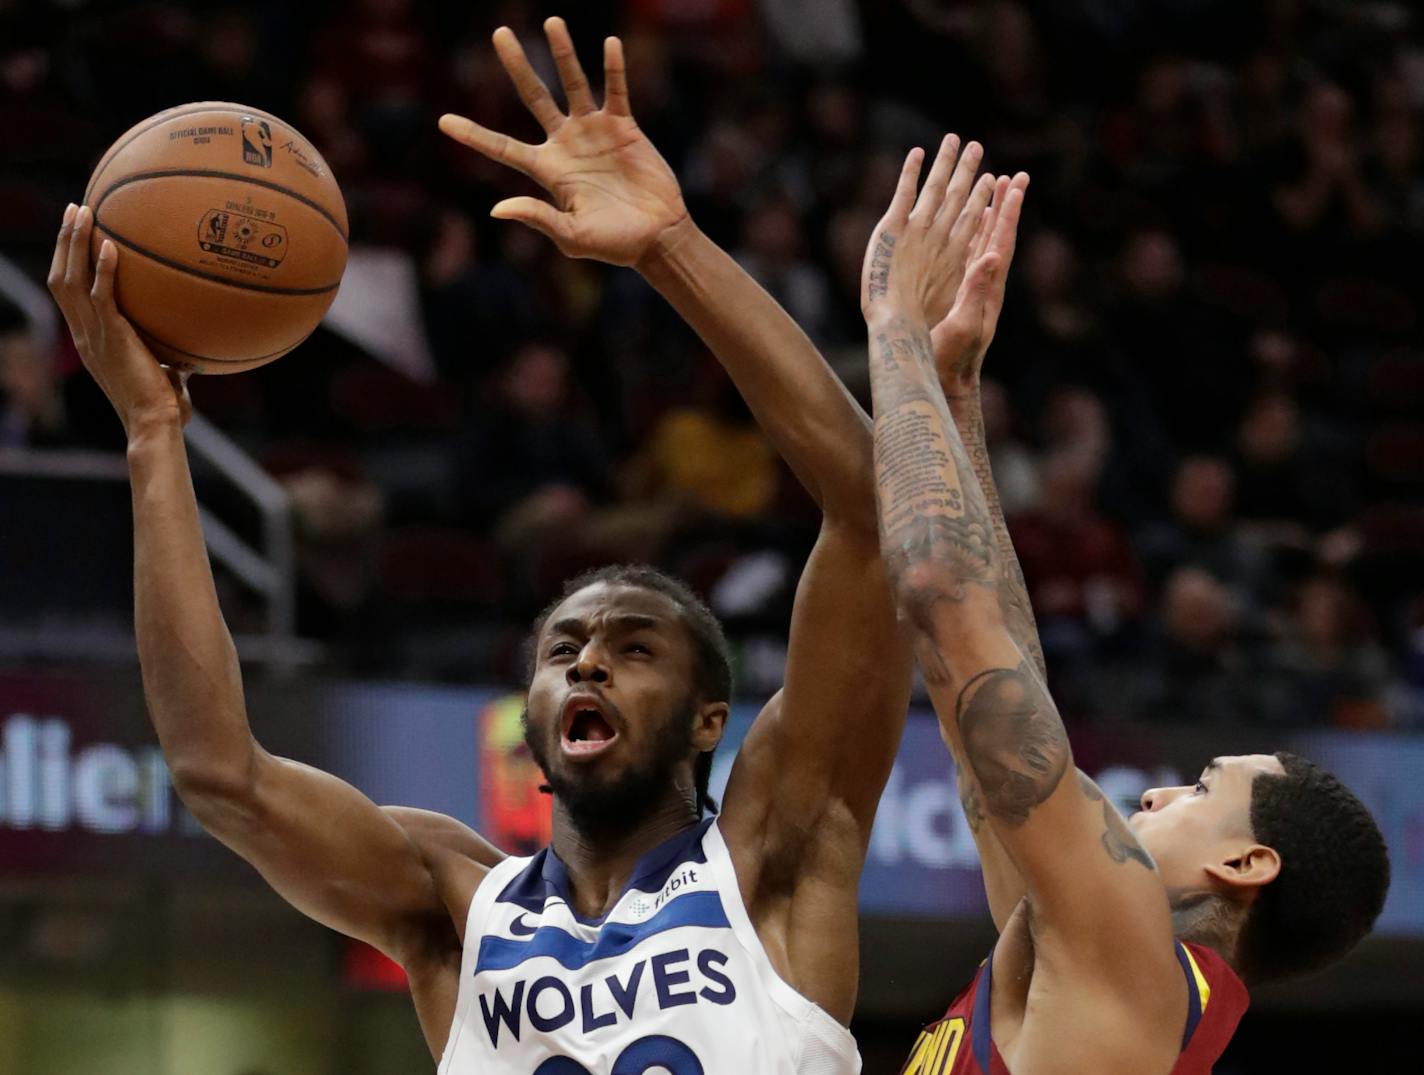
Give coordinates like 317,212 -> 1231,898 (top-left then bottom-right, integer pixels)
919,165 -> 1037,929
862,146 -> 1182,1060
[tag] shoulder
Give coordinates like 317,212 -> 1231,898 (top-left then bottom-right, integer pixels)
382,807 -> 501,948
382,806 -> 507,870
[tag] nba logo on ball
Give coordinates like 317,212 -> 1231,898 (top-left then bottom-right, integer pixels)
241,117 -> 272,167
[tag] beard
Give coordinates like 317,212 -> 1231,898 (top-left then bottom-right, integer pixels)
522,692 -> 697,842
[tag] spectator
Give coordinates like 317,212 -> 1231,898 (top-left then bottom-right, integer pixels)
1233,392 -> 1358,534
1009,446 -> 1146,663
625,356 -> 778,520
0,324 -> 67,448
454,342 -> 613,546
1136,456 -> 1272,605
733,192 -> 831,346
1264,575 -> 1393,728
1128,565 -> 1260,725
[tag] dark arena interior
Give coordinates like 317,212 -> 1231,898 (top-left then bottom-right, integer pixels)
1,1 -> 1421,1072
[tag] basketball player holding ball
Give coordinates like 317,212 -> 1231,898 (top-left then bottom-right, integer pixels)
860,137 -> 1392,1074
49,17 -> 913,1072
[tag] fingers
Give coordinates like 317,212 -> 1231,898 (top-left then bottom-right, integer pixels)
47,202 -> 78,295
491,26 -> 565,132
438,113 -> 539,177
603,36 -> 631,116
887,147 -> 925,226
64,204 -> 95,295
965,252 -> 1002,307
491,196 -> 572,245
544,17 -> 596,117
90,238 -> 121,316
986,173 -> 1028,264
934,139 -> 985,236
970,176 -> 1009,261
913,134 -> 960,220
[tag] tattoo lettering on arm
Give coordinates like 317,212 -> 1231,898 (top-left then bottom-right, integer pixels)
1077,772 -> 1156,871
873,330 -> 998,592
867,233 -> 896,301
871,322 -> 1000,686
956,664 -> 1069,827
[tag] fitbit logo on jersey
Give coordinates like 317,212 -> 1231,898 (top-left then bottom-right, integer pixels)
479,947 -> 736,1047
0,714 -> 175,834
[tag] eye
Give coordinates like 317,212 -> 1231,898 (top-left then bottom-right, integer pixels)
549,642 -> 578,658
625,642 -> 652,656
1195,780 -> 1208,794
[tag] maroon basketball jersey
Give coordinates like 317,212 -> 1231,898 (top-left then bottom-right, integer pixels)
899,940 -> 1248,1074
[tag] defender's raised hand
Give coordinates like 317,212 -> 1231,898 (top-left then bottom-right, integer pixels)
439,17 -> 687,267
47,203 -> 190,438
861,136 -> 975,325
931,171 -> 1028,399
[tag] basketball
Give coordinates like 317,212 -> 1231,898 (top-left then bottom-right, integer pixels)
83,101 -> 348,373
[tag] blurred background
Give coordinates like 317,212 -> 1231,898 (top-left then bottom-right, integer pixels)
1,0 -> 1421,1071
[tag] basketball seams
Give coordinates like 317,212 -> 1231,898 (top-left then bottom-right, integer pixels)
94,221 -> 342,297
95,169 -> 348,243
83,101 -> 295,208
136,320 -> 314,369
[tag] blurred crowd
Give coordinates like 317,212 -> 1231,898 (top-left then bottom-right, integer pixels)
2,0 -> 1422,728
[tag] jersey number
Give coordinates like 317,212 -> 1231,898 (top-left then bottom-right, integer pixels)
533,1034 -> 703,1075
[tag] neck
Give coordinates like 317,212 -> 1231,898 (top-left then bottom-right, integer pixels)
550,787 -> 701,918
1169,888 -> 1244,969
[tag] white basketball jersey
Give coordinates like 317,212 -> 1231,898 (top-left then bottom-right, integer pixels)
437,818 -> 860,1074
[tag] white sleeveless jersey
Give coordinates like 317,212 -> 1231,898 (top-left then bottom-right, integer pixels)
437,818 -> 860,1075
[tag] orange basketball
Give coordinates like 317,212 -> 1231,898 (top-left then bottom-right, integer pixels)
84,102 -> 348,374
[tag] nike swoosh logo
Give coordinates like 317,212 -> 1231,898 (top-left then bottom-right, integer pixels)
509,913 -> 539,937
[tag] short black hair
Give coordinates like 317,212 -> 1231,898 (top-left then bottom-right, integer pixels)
1236,752 -> 1390,983
527,564 -> 734,815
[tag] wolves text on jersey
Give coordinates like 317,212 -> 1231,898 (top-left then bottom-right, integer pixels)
479,946 -> 737,1048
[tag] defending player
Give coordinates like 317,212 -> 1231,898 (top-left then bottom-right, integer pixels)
47,17 -> 911,1073
863,139 -> 1391,1074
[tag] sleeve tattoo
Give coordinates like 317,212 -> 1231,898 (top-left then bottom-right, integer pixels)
869,312 -> 1074,832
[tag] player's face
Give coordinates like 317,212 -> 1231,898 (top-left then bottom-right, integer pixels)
1129,753 -> 1285,891
524,582 -> 717,827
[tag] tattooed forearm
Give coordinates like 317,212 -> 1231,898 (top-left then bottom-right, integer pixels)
956,664 -> 1069,826
870,319 -> 1000,609
1076,771 -> 1155,871
950,391 -> 1047,681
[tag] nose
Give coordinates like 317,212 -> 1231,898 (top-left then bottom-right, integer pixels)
567,643 -> 610,686
1140,785 -> 1186,812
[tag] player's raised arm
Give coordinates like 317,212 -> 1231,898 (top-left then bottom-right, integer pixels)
861,142 -> 1184,1062
904,150 -> 1035,931
440,17 -> 913,1023
47,206 -> 472,967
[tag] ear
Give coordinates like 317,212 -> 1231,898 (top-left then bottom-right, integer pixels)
692,701 -> 729,753
1205,843 -> 1281,892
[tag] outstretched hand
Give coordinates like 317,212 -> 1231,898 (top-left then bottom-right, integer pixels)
861,135 -> 986,326
47,203 -> 191,439
931,171 -> 1028,399
439,17 -> 688,268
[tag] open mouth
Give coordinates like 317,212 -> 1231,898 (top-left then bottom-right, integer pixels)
560,696 -> 620,759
